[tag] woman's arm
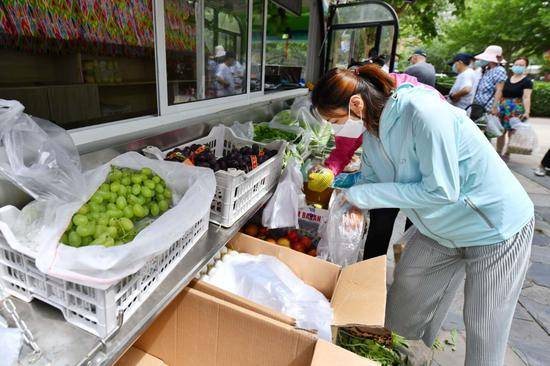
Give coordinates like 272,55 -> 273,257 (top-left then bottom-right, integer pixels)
324,135 -> 363,175
491,82 -> 505,115
346,98 -> 460,209
522,88 -> 532,119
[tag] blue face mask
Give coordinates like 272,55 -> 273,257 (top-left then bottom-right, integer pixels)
511,65 -> 526,75
451,63 -> 458,73
476,60 -> 489,67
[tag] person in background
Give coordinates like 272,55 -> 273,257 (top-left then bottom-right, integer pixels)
495,57 -> 533,160
404,49 -> 436,87
469,56 -> 483,92
311,64 -> 534,366
448,53 -> 477,112
215,51 -> 236,97
535,149 -> 550,177
231,56 -> 245,92
473,45 -> 507,116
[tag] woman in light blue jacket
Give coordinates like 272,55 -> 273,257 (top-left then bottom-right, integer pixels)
311,64 -> 534,366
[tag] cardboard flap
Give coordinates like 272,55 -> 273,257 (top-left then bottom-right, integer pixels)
115,347 -> 167,366
190,279 -> 296,326
230,233 -> 341,299
311,340 -> 380,366
331,256 -> 386,327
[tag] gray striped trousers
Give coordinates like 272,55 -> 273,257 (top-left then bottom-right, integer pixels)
386,218 -> 534,366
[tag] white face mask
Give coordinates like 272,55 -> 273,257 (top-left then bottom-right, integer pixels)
332,103 -> 366,138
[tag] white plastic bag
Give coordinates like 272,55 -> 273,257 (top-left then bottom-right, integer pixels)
317,191 -> 366,266
290,96 -> 332,155
0,328 -> 23,366
484,114 -> 504,138
262,159 -> 306,229
0,100 -> 216,286
508,122 -> 538,155
205,252 -> 333,340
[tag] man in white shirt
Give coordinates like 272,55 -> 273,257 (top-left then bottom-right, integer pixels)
448,53 -> 477,112
215,52 -> 236,97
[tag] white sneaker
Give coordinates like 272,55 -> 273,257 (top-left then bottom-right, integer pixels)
534,167 -> 547,177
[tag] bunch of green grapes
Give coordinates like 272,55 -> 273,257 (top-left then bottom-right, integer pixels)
61,166 -> 173,247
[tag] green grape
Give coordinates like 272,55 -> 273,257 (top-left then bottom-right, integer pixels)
68,231 -> 82,247
150,203 -> 160,217
110,182 -> 121,193
109,192 -> 117,203
104,236 -> 116,247
107,209 -> 123,219
155,185 -> 164,194
123,206 -> 134,219
99,183 -> 110,192
141,187 -> 153,198
131,174 -> 143,184
118,185 -> 128,196
158,199 -> 169,213
152,176 -> 161,184
107,226 -> 118,238
91,194 -> 103,204
78,204 -> 90,215
142,205 -> 150,217
76,224 -> 93,237
107,203 -> 117,211
95,225 -> 108,239
128,194 -> 140,205
67,220 -> 74,231
82,236 -> 93,246
133,204 -> 146,218
116,196 -> 127,210
73,214 -> 88,227
89,202 -> 104,213
137,195 -> 146,205
119,218 -> 134,232
141,167 -> 153,176
144,180 -> 156,190
121,177 -> 131,186
97,216 -> 109,226
90,212 -> 101,221
163,189 -> 172,200
61,233 -> 69,244
131,184 -> 141,195
90,233 -> 108,246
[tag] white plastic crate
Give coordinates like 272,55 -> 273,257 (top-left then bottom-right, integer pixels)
0,211 -> 209,338
173,126 -> 286,227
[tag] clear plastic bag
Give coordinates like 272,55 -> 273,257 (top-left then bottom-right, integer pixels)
204,252 -> 333,340
262,159 -> 306,229
0,327 -> 23,366
508,123 -> 538,155
483,114 -> 504,138
290,96 -> 332,155
317,190 -> 366,266
0,100 -> 216,286
229,121 -> 254,140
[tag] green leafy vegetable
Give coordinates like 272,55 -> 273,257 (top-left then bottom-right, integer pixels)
336,328 -> 409,366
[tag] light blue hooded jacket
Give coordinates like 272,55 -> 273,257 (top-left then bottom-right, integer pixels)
346,84 -> 533,248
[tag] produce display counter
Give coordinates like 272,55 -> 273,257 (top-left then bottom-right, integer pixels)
8,192 -> 273,366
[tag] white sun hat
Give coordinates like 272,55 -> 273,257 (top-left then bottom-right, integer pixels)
475,45 -> 506,64
214,45 -> 226,58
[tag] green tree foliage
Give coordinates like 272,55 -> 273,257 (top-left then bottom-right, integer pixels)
388,0 -> 466,40
427,0 -> 550,70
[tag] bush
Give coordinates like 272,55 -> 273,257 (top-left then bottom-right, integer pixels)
435,75 -> 456,95
532,81 -> 550,118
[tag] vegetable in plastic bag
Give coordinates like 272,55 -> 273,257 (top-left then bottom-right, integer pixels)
229,121 -> 254,140
483,114 -> 504,138
204,252 -> 333,340
507,122 -> 538,155
262,159 -> 306,229
317,190 -> 366,266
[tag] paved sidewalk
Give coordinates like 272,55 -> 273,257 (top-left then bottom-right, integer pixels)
386,117 -> 550,365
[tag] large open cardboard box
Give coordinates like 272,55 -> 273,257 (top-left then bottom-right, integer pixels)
116,288 -> 378,366
191,233 -> 387,338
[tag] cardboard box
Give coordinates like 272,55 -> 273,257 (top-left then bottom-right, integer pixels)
191,233 -> 386,336
116,288 -> 377,366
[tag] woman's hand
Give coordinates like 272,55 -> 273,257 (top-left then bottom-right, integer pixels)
520,112 -> 530,121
